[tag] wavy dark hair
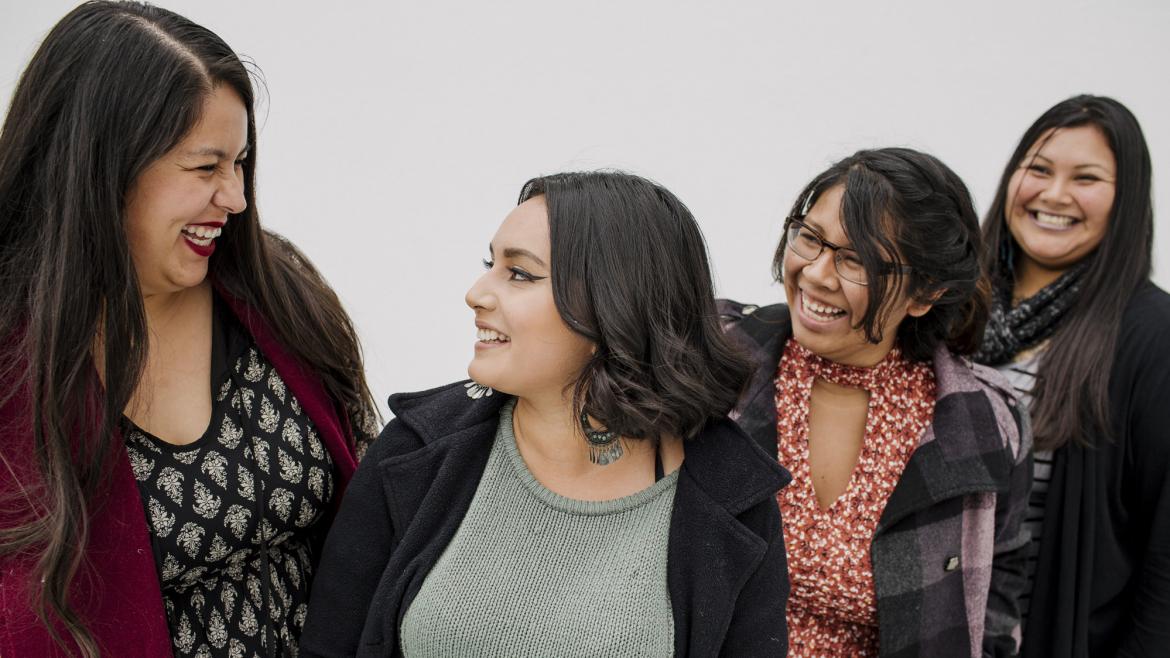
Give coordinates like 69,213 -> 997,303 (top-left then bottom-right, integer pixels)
0,2 -> 375,654
772,147 -> 990,362
981,95 -> 1152,450
518,171 -> 751,442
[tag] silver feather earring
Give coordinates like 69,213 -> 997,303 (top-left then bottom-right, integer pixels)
580,412 -> 623,465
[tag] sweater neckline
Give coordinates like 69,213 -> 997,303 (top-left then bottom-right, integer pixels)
496,399 -> 678,517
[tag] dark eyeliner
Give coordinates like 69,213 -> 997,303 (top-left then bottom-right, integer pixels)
509,267 -> 546,282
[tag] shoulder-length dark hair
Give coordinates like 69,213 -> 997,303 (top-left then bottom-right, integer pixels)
773,147 -> 990,362
518,171 -> 750,442
0,2 -> 374,654
981,95 -> 1153,450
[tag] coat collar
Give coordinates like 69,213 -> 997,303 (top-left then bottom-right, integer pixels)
387,380 -> 789,516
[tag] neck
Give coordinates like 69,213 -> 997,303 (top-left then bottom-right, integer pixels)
141,281 -> 209,330
1012,259 -> 1064,303
510,393 -> 677,502
511,393 -> 595,474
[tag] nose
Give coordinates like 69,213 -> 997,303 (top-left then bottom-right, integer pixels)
1038,174 -> 1072,207
465,270 -> 496,312
801,247 -> 840,290
214,167 -> 247,215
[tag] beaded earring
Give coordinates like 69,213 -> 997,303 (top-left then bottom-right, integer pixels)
580,412 -> 623,465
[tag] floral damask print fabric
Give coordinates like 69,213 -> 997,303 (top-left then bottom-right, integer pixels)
125,346 -> 335,658
774,339 -> 936,656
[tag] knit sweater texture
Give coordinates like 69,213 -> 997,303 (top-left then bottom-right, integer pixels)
400,400 -> 677,657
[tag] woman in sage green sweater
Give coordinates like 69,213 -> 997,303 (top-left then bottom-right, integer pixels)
301,171 -> 792,657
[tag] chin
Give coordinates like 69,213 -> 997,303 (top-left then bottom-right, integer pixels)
467,360 -> 505,390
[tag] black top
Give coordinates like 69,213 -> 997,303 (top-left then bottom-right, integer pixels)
1021,282 -> 1170,657
299,381 -> 793,658
123,295 -> 336,658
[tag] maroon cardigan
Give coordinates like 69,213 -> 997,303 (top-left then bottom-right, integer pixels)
0,293 -> 359,657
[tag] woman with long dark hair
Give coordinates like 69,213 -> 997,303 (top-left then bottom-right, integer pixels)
300,171 -> 791,657
974,95 -> 1170,656
720,148 -> 1031,656
0,2 -> 376,656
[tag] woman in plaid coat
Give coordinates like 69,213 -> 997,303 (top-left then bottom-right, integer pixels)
721,147 -> 1031,657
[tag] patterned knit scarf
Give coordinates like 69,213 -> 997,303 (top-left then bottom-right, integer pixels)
974,260 -> 1088,366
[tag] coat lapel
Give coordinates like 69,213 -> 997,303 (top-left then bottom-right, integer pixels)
877,349 -> 1012,532
669,419 -> 791,657
372,385 -> 506,651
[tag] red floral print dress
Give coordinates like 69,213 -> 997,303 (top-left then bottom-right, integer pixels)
775,339 -> 936,656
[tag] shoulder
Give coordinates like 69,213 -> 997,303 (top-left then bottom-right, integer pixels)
364,380 -> 509,462
715,299 -> 791,352
932,348 -> 1030,465
1118,282 -> 1170,360
716,299 -> 789,328
1110,283 -> 1170,454
682,417 -> 792,516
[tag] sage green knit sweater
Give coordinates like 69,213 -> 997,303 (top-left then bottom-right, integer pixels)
400,400 -> 678,657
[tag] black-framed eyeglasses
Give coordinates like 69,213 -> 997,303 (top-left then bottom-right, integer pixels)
784,217 -> 911,286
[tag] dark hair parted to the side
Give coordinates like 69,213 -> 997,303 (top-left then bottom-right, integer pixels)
981,95 -> 1153,451
772,148 -> 990,362
518,172 -> 751,442
0,3 -> 374,654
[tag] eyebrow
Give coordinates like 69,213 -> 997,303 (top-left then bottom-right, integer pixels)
800,217 -> 855,250
1028,153 -> 1113,172
184,145 -> 250,159
489,243 -> 547,268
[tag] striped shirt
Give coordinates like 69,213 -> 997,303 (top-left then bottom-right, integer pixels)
995,348 -> 1052,627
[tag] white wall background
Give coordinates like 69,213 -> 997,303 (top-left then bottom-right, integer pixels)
4,1 -> 1169,418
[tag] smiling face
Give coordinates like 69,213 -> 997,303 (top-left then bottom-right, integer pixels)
1005,124 -> 1116,284
782,184 -> 932,367
465,196 -> 595,400
124,84 -> 249,298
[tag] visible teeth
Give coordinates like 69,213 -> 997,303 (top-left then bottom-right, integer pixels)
476,328 -> 510,343
1034,211 -> 1076,228
803,292 -> 845,320
182,225 -> 223,240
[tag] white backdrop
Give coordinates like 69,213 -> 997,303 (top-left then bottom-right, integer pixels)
4,1 -> 1168,418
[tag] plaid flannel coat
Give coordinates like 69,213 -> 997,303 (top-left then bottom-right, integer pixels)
718,300 -> 1031,657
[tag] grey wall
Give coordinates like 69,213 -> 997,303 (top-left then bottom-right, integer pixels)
4,0 -> 1168,417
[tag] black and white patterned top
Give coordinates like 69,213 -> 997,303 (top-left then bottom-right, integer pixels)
124,297 -> 336,658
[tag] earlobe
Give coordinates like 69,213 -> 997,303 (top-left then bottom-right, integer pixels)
907,301 -> 933,318
907,288 -> 945,318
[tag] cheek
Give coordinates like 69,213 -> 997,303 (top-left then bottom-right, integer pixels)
1082,188 -> 1115,223
843,285 -> 869,318
781,250 -> 802,285
123,206 -> 160,265
512,295 -> 590,377
1007,173 -> 1040,211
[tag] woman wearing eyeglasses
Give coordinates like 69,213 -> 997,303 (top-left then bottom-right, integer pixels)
719,147 -> 1031,657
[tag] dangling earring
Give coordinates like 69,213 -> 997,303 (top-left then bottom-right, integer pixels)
580,412 -> 623,465
998,233 -> 1015,277
464,381 -> 494,399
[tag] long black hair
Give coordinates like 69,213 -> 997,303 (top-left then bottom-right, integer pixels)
518,171 -> 751,442
0,3 -> 375,654
773,147 -> 990,362
981,95 -> 1153,450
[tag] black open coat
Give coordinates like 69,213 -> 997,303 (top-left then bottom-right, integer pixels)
300,381 -> 792,657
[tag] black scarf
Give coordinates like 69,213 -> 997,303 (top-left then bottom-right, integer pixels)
974,260 -> 1088,366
